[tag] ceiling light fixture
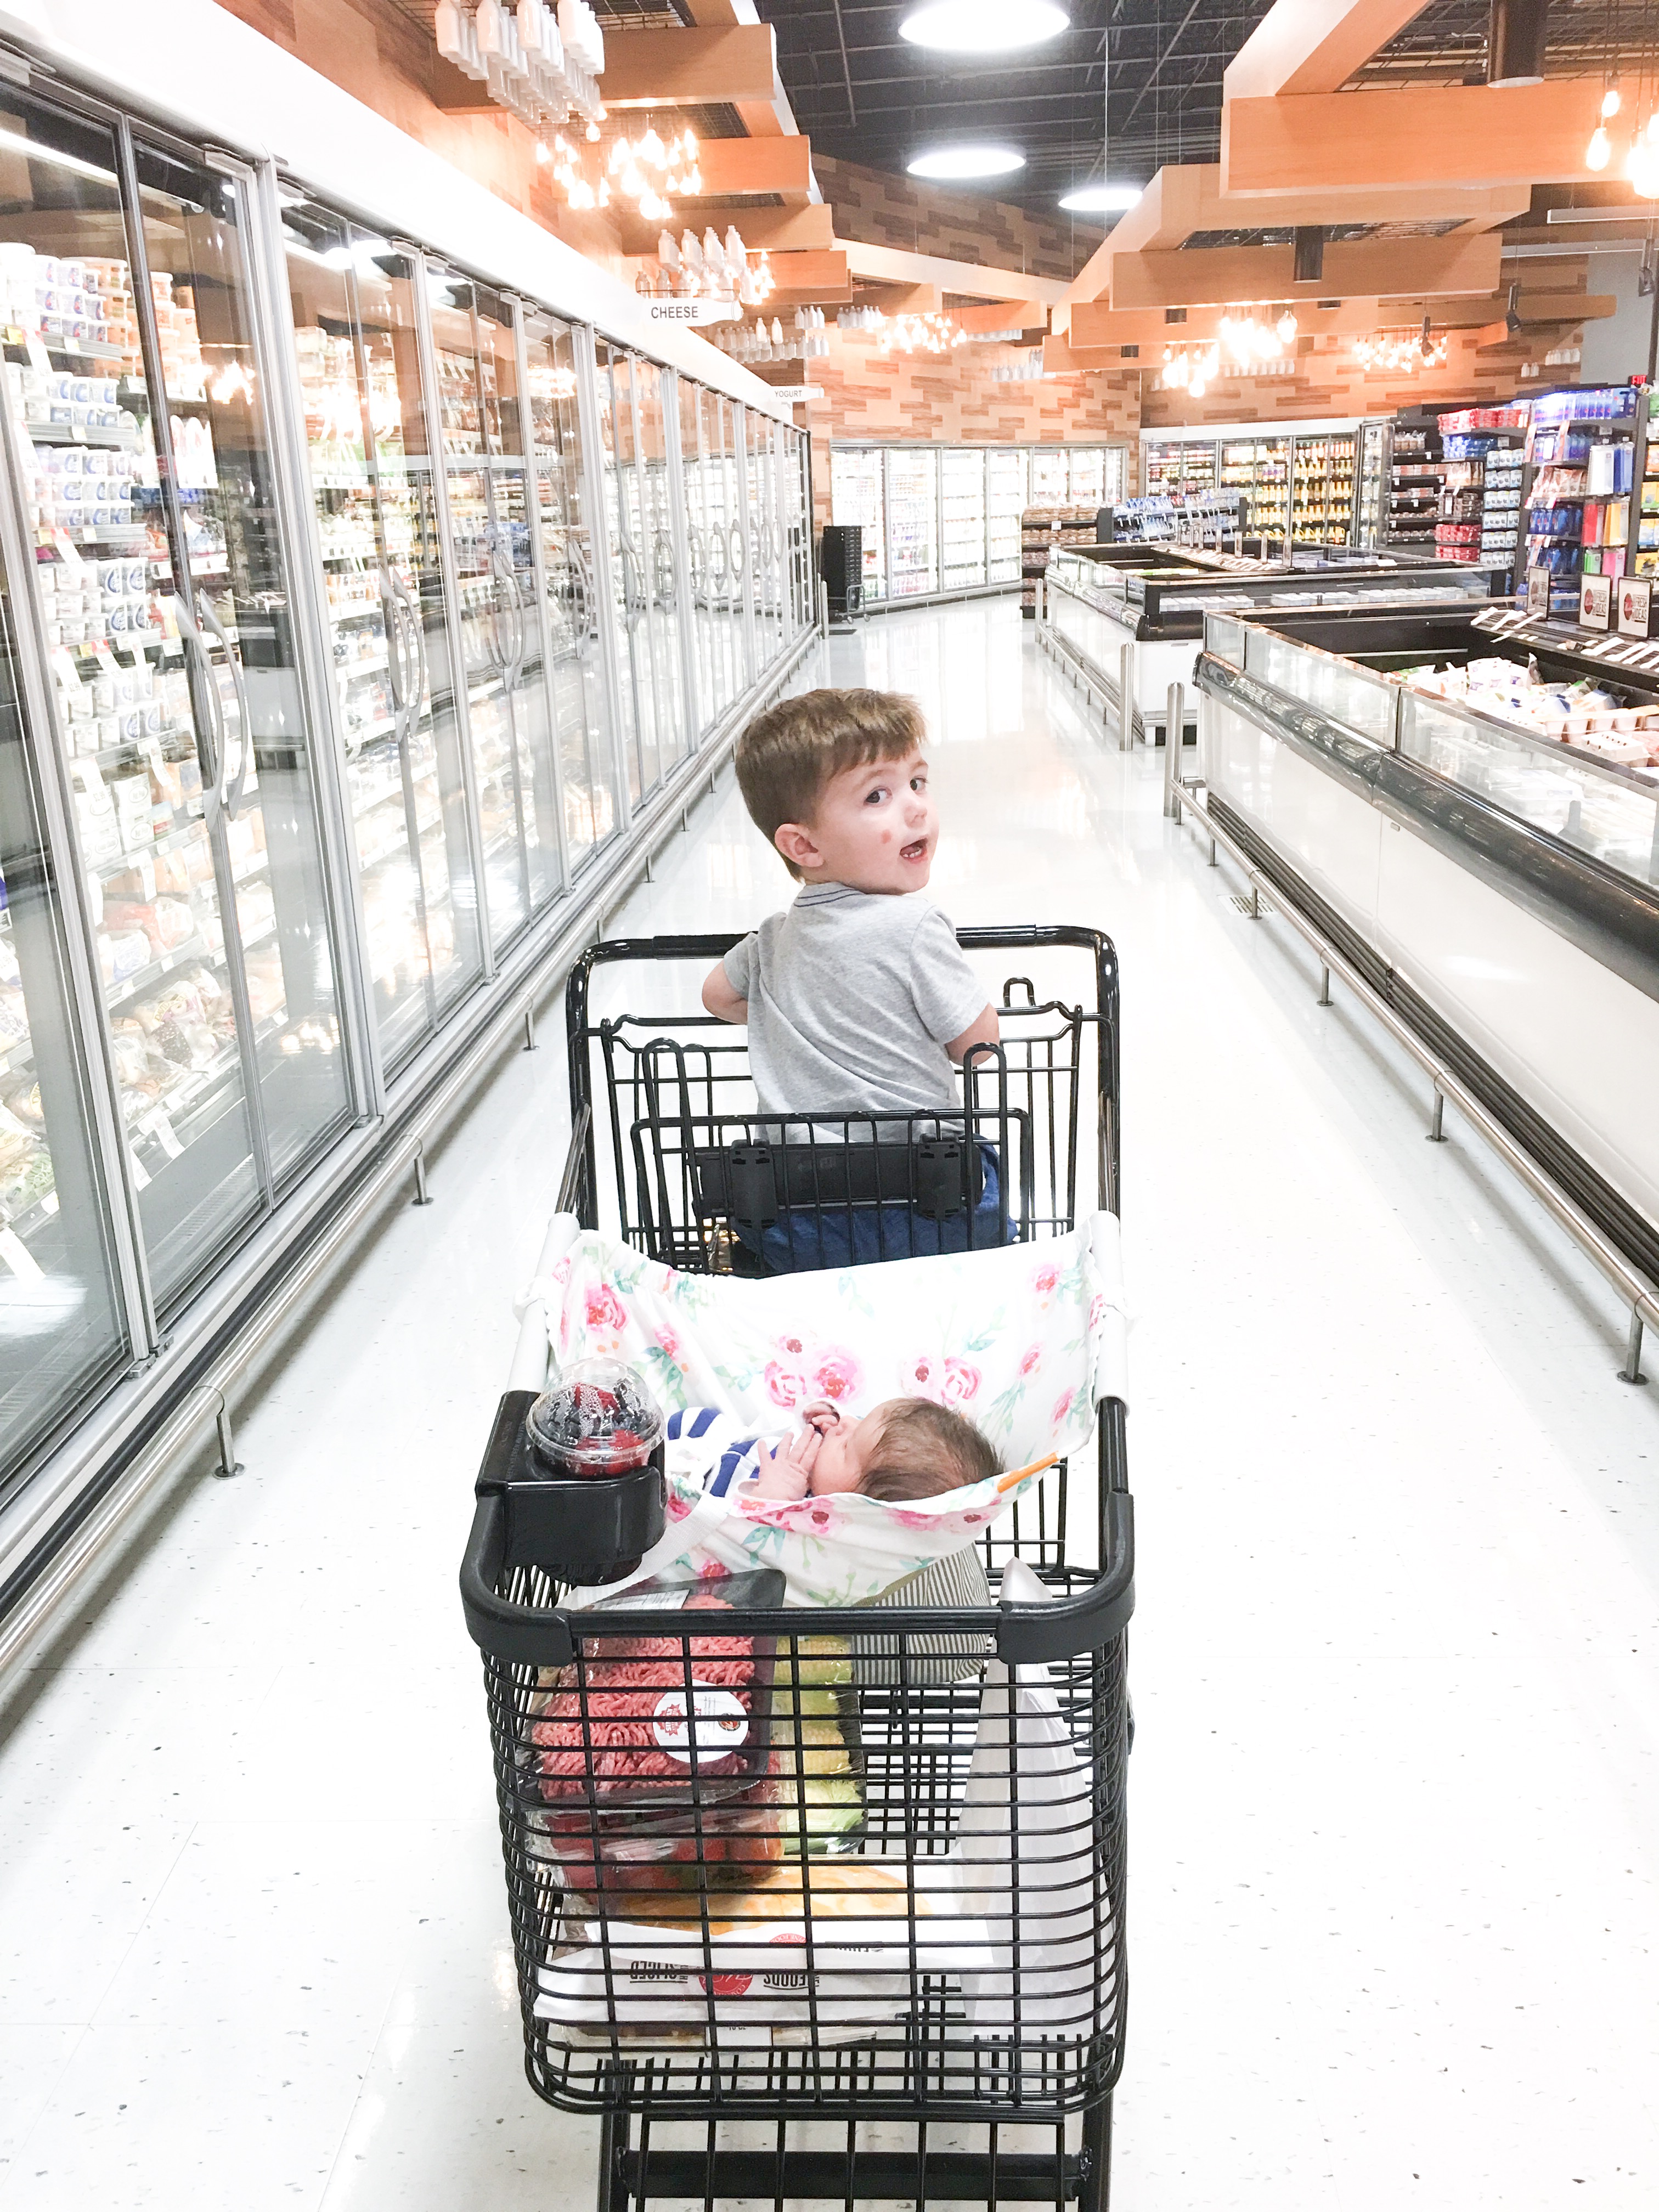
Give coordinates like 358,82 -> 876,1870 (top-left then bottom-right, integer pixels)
1058,184 -> 1142,213
907,144 -> 1025,179
899,2 -> 1069,53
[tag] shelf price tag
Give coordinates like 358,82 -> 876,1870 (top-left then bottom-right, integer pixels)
145,1109 -> 183,1161
1579,574 -> 1613,631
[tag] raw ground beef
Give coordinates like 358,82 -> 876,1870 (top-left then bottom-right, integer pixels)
533,1627 -> 760,1801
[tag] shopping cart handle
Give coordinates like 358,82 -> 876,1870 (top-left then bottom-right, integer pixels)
995,1490 -> 1134,1663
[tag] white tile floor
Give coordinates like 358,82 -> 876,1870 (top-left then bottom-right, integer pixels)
3,596 -> 1659,2209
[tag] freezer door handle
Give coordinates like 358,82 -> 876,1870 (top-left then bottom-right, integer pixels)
193,590 -> 252,821
381,562 -> 410,747
490,537 -> 526,689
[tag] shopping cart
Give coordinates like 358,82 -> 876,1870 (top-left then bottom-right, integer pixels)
460,927 -> 1132,2211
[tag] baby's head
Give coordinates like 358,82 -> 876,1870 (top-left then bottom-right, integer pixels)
734,688 -> 935,894
804,1397 -> 1000,1502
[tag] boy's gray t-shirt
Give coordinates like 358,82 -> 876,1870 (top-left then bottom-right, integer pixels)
722,887 -> 986,1116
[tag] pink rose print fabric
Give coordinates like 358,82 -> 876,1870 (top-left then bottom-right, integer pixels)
517,1212 -> 1128,1605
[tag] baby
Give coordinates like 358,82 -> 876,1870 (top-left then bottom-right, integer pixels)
664,1397 -> 1000,1505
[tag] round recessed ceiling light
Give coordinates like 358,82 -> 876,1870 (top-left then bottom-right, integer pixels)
900,2 -> 1069,54
1058,184 -> 1143,213
907,145 -> 1026,180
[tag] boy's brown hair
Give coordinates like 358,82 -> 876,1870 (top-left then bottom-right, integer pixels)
857,1400 -> 1001,1504
735,689 -> 926,880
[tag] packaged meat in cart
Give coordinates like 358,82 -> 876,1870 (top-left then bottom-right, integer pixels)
528,1568 -> 781,1813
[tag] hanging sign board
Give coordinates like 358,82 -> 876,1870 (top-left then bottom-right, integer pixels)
1579,574 -> 1613,631
1618,577 -> 1654,639
1525,566 -> 1552,619
642,297 -> 742,328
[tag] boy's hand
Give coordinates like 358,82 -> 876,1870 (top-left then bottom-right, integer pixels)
701,964 -> 748,1023
745,1440 -> 810,1500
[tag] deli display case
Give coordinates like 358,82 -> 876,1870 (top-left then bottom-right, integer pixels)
1039,540 -> 1501,743
1196,600 -> 1659,1284
0,6 -> 817,1640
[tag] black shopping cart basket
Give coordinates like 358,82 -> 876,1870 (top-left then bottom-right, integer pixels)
460,928 -> 1133,2211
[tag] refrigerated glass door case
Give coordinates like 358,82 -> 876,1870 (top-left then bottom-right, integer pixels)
987,448 -> 1026,582
940,449 -> 987,591
746,408 -> 786,670
595,343 -> 687,808
829,444 -> 885,602
0,89 -> 356,1321
886,448 -> 938,598
785,426 -> 813,636
425,266 -> 565,954
1067,448 -> 1105,509
676,376 -> 720,735
523,306 -> 614,869
633,358 -> 689,777
1356,420 -> 1389,550
281,200 -> 484,1077
0,538 -> 131,1483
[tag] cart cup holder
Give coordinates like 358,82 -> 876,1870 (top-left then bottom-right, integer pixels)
475,1387 -> 667,1586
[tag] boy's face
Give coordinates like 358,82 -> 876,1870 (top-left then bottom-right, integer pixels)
776,749 -> 936,893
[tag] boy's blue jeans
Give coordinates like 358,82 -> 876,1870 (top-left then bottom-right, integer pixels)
733,1139 -> 1014,1274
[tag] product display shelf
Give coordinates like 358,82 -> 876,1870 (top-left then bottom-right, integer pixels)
939,447 -> 988,592
1144,438 -> 1217,495
1291,433 -> 1357,545
1386,420 -> 1443,548
1219,436 -> 1290,543
1022,505 -> 1100,616
1635,386 -> 1659,580
1523,385 -> 1638,614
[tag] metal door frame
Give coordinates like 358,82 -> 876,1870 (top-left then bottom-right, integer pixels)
247,161 -> 383,1118
403,242 -> 495,978
733,402 -> 758,689
572,324 -> 635,830
510,295 -> 574,899
658,368 -> 703,750
117,125 -> 278,1220
0,210 -> 155,1359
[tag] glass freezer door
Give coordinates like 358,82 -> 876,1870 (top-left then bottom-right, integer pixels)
425,268 -> 562,953
829,445 -> 885,602
523,307 -> 614,868
987,447 -> 1026,582
280,201 -> 483,1077
887,448 -> 939,597
747,410 -> 787,668
131,139 -> 354,1265
595,343 -> 682,808
0,548 -> 129,1481
940,448 -> 986,591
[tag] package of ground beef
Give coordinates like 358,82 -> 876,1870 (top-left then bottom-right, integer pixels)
527,1571 -> 783,1816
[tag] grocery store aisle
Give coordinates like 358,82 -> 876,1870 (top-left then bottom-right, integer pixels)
4,595 -> 1659,2210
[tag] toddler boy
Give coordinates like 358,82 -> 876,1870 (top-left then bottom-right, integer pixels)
701,689 -> 998,1117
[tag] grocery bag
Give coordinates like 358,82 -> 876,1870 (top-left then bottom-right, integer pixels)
951,1559 -> 1111,2041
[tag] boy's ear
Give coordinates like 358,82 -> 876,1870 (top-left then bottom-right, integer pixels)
773,821 -> 821,871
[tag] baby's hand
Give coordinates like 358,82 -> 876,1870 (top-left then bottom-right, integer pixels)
744,1441 -> 810,1501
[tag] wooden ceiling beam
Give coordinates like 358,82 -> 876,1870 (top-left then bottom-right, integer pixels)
1224,0 -> 1440,101
1223,80 -> 1606,194
600,25 -> 777,108
1109,232 -> 1503,310
838,237 -> 1069,305
683,137 -> 817,204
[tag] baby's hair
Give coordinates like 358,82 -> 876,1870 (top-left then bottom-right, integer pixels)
857,1399 -> 1001,1503
735,689 -> 926,881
